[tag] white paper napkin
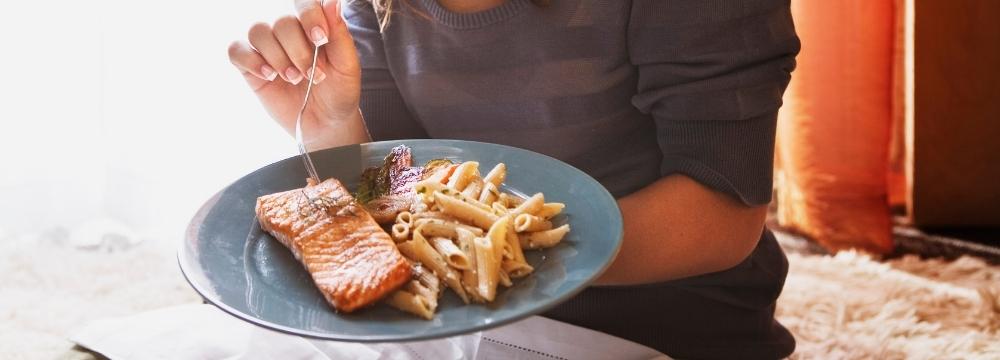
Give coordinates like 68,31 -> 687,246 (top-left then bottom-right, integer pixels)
70,304 -> 670,360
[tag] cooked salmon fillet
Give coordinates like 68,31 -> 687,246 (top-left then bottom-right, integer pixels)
255,178 -> 412,313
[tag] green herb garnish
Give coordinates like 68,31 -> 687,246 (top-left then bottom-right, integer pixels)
354,150 -> 399,204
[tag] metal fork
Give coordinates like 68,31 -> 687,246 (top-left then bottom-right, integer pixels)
296,11 -> 325,209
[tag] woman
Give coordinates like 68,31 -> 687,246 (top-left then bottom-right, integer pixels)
228,0 -> 800,358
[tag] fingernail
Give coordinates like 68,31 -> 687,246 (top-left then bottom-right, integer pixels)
310,27 -> 328,46
285,67 -> 303,85
261,65 -> 277,81
311,68 -> 326,84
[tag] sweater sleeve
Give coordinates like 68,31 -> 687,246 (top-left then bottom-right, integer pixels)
343,0 -> 429,141
628,0 -> 799,206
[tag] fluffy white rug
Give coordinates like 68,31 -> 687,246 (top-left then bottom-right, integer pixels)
1,233 -> 997,359
0,235 -> 201,359
778,251 -> 1000,359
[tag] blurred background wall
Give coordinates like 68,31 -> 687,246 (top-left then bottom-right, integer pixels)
776,0 -> 1000,254
0,0 -> 297,249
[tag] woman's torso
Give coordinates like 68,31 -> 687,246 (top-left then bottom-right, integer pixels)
383,0 -> 662,197
353,1 -> 796,358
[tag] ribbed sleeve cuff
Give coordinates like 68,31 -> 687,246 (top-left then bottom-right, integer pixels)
660,155 -> 770,206
655,112 -> 778,207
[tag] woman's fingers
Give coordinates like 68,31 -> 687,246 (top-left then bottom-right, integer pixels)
321,0 -> 360,77
228,40 -> 277,85
295,0 -> 329,46
273,16 -> 326,84
247,22 -> 303,85
232,1 -> 345,88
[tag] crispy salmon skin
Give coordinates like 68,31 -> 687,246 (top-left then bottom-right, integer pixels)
255,178 -> 412,313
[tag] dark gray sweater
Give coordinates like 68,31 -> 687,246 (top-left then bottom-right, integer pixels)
345,0 -> 800,358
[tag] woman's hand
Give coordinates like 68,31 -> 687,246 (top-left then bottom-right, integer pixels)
228,0 -> 368,147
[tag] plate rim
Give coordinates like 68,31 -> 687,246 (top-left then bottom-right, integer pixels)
178,139 -> 623,342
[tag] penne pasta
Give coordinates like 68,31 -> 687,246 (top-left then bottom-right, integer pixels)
502,259 -> 534,278
385,289 -> 435,320
398,231 -> 469,304
514,214 -> 553,233
455,227 -> 477,245
519,224 -> 571,250
414,219 -> 485,237
411,211 -> 459,222
430,236 -> 471,270
447,161 -> 479,191
491,202 -> 508,216
391,222 -> 410,242
498,193 -> 525,208
425,163 -> 457,184
413,178 -> 448,201
411,264 -> 441,300
461,178 -> 484,200
505,220 -> 526,263
455,228 -> 483,302
373,158 -> 571,319
482,163 -> 506,187
536,202 -> 565,219
410,201 -> 430,214
396,211 -> 414,226
405,283 -> 438,311
437,189 -> 493,212
463,190 -> 494,211
479,182 -> 501,205
435,191 -> 499,229
473,236 -> 499,301
508,193 -> 545,219
471,216 -> 511,301
486,216 -> 511,263
499,269 -> 513,287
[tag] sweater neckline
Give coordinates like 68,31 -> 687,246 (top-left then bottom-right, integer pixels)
418,0 -> 531,29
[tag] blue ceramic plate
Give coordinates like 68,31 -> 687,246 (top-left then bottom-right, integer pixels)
179,139 -> 622,342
